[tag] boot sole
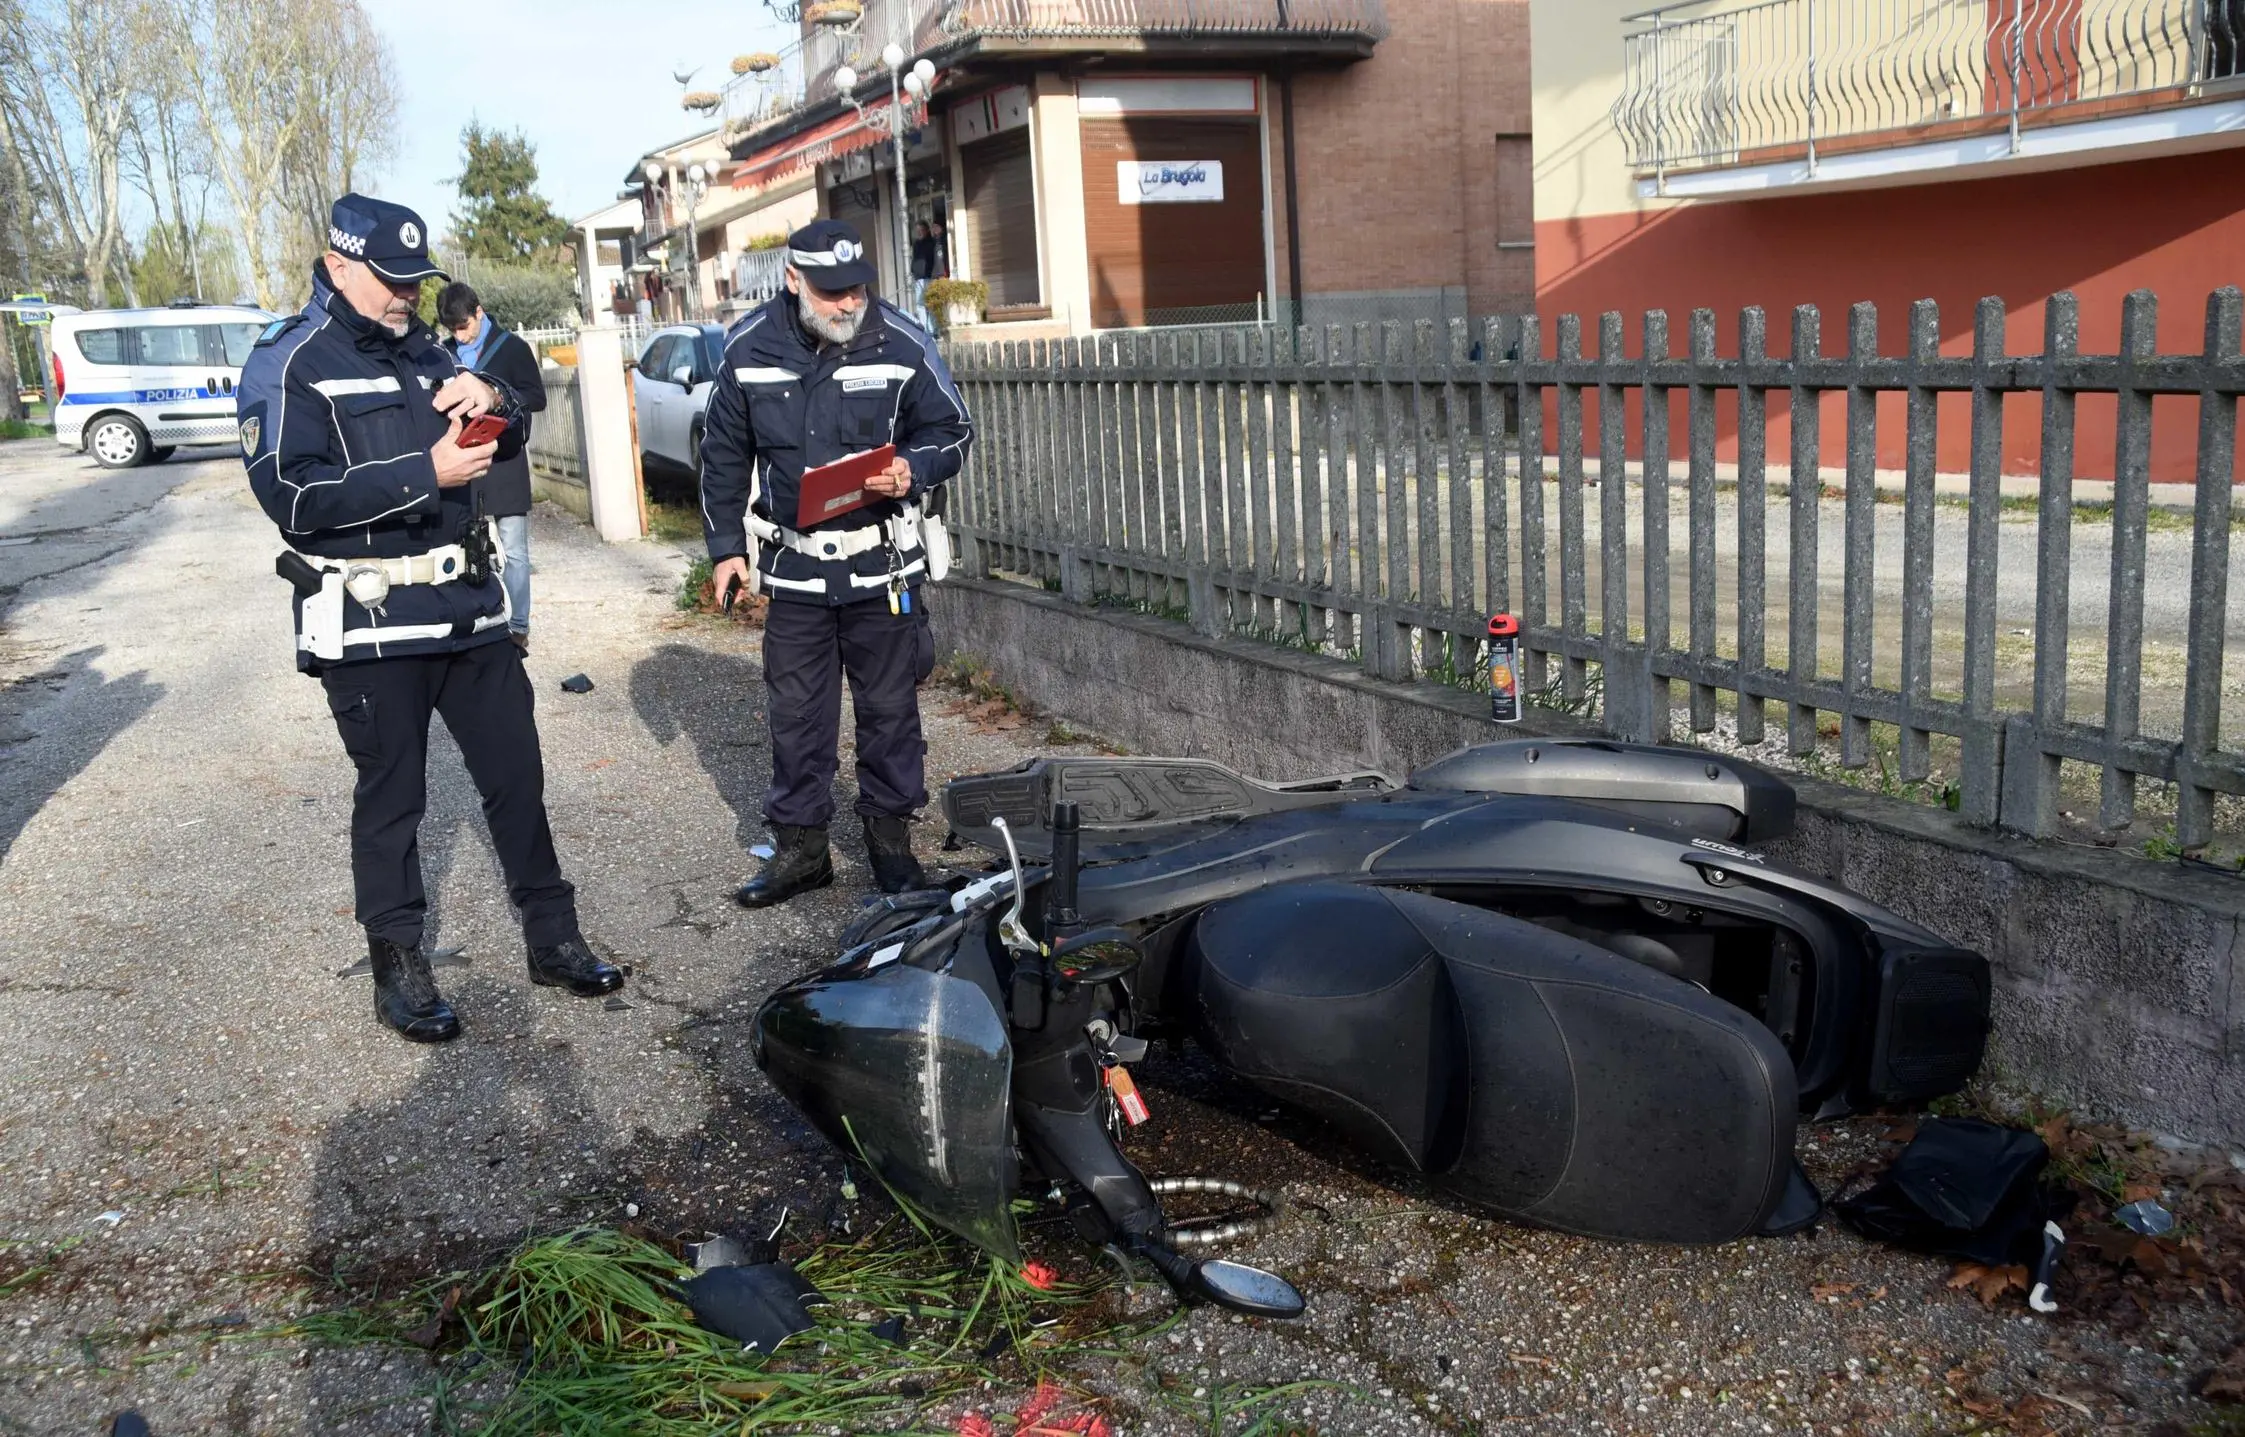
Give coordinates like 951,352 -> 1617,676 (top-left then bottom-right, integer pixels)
383,1015 -> 460,1043
734,865 -> 835,909
528,967 -> 624,997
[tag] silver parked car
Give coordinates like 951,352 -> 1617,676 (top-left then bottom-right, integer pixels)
630,323 -> 727,486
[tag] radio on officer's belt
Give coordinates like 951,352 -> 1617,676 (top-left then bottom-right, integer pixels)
1487,613 -> 1524,724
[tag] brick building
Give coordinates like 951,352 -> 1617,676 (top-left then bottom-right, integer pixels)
714,0 -> 1532,339
1529,0 -> 2245,482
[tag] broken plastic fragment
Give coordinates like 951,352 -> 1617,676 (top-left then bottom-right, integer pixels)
559,673 -> 594,694
682,1262 -> 826,1352
2114,1199 -> 2174,1236
749,843 -> 776,860
1020,1261 -> 1059,1291
92,1210 -> 125,1227
685,1234 -> 745,1271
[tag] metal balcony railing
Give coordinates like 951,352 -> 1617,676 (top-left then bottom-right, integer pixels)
721,0 -> 1388,143
1614,0 -> 2245,175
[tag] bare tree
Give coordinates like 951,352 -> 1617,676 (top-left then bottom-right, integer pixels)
158,0 -> 342,307
0,0 -> 149,307
123,0 -> 212,300
271,2 -> 399,291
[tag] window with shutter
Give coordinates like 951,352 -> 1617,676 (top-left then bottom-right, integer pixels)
961,129 -> 1041,311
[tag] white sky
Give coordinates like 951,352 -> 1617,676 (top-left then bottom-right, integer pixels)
366,2 -> 798,239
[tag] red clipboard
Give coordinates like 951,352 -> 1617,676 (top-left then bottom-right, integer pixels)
795,444 -> 896,529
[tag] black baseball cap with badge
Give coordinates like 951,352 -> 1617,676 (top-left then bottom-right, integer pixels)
328,192 -> 449,285
787,219 -> 876,292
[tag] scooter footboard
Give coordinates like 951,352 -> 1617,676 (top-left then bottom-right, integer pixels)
1188,882 -> 1798,1244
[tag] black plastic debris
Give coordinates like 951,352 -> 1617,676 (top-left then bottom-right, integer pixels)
979,1328 -> 1014,1360
559,673 -> 595,694
684,1235 -> 744,1271
1757,1159 -> 1825,1236
682,1262 -> 827,1352
110,1415 -> 150,1437
871,1314 -> 907,1346
1836,1117 -> 2077,1312
603,997 -> 632,1012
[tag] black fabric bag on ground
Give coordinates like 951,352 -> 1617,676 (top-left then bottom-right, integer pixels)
1835,1117 -> 2074,1268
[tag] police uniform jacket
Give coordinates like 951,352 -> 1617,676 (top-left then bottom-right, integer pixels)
240,267 -> 527,671
698,295 -> 972,605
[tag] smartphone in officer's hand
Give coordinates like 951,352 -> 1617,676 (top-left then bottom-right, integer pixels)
457,413 -> 507,447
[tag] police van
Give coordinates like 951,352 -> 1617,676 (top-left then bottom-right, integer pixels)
51,302 -> 278,468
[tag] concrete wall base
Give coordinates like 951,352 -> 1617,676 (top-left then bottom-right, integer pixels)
931,575 -> 2245,1149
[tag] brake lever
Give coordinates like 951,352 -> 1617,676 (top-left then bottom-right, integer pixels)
989,817 -> 1044,957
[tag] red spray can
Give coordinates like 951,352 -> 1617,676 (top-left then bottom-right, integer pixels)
1487,613 -> 1523,724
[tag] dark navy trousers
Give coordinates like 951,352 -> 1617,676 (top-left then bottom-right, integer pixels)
761,590 -> 936,828
320,638 -> 580,949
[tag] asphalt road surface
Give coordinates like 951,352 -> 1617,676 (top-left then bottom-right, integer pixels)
0,436 -> 2234,1435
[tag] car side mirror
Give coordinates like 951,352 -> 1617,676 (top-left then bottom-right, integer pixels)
671,364 -> 695,389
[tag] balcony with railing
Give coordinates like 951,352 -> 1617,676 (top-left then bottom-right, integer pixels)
1613,0 -> 2245,190
721,0 -> 1387,150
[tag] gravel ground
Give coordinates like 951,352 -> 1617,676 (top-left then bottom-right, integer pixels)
0,438 -> 2238,1436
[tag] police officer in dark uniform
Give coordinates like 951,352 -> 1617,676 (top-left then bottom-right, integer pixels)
239,194 -> 621,1043
701,219 -> 974,908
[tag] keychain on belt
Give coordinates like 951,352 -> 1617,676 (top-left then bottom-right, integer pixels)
884,541 -> 911,616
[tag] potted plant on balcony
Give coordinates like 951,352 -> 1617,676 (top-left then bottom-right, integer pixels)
733,52 -> 781,75
682,90 -> 721,112
805,0 -> 862,27
923,277 -> 987,333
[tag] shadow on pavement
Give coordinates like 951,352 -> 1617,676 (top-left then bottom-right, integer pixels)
0,647 -> 163,868
627,641 -> 771,852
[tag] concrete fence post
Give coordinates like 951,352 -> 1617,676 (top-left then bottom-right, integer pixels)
573,326 -> 647,543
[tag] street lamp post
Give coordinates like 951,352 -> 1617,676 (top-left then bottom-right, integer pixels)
684,162 -> 710,320
833,49 -> 938,315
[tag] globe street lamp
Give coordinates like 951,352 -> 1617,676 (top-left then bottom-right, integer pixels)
684,162 -> 710,320
834,50 -> 937,314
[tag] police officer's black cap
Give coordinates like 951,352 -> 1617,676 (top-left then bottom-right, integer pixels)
787,219 -> 876,291
329,192 -> 448,285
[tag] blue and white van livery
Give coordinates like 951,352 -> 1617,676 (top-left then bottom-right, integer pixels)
51,302 -> 278,468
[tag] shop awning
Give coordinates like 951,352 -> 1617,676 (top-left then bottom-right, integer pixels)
732,96 -> 929,191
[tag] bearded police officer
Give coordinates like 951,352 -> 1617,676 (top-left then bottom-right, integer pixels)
239,194 -> 621,1043
702,219 -> 973,907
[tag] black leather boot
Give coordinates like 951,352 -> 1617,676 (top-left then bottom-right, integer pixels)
527,935 -> 624,997
863,814 -> 929,894
734,824 -> 833,908
368,934 -> 460,1043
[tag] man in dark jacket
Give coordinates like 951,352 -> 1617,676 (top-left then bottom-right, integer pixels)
438,282 -> 545,652
701,219 -> 973,907
238,194 -> 620,1044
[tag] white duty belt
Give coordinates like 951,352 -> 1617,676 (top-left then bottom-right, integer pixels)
746,501 -> 923,562
297,540 -> 478,588
291,519 -> 509,663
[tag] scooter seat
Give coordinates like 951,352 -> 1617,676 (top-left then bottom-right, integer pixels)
1189,881 -> 1800,1244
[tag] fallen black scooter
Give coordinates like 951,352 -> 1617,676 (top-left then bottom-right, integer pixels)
753,739 -> 1992,1315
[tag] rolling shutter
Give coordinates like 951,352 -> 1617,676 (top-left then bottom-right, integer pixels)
961,129 -> 1040,310
1080,116 -> 1264,329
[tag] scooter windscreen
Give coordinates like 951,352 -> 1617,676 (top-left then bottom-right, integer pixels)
755,958 -> 1022,1261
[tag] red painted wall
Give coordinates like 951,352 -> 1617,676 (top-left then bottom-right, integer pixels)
1534,147 -> 2245,483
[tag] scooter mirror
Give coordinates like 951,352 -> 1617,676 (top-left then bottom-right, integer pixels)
1188,1258 -> 1305,1319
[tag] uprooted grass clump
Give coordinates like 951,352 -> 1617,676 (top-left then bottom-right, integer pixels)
677,554 -> 772,627
269,1214 -> 1167,1434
